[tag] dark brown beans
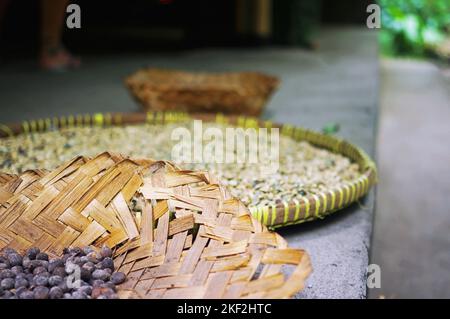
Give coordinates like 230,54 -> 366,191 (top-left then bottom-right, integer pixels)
0,246 -> 127,299
33,286 -> 49,299
110,272 -> 126,285
49,286 -> 64,299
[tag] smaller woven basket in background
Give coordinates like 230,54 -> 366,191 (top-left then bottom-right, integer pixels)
125,68 -> 279,117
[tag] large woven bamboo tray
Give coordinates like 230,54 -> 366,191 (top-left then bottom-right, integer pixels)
0,112 -> 377,229
125,68 -> 279,116
0,153 -> 311,299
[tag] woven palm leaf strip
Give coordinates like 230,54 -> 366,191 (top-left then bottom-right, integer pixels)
0,111 -> 377,229
0,153 -> 312,299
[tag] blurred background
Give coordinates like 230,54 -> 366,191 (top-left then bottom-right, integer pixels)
0,0 -> 449,298
2,0 -> 372,54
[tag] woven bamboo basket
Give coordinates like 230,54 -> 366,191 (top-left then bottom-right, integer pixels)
0,111 -> 377,229
0,153 -> 311,299
125,68 -> 280,116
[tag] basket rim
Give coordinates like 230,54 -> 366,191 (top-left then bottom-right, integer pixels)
0,111 -> 377,229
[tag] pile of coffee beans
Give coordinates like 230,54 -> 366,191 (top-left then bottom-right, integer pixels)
0,246 -> 127,299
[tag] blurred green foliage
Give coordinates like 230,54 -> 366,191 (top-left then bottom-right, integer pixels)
379,0 -> 450,57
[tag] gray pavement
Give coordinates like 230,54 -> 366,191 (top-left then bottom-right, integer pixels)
369,59 -> 450,299
0,27 -> 379,298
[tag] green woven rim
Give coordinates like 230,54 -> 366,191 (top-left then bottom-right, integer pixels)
0,111 -> 377,229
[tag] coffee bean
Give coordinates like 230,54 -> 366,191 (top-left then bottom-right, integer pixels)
100,246 -> 112,259
15,273 -> 26,280
22,257 -> 31,269
77,285 -> 92,296
7,253 -> 23,267
15,286 -> 28,297
29,259 -> 45,271
0,247 -> 124,299
36,253 -> 49,261
0,270 -> 14,279
15,277 -> 29,289
33,286 -> 49,299
70,247 -> 83,257
1,278 -> 15,290
25,273 -> 34,283
3,248 -> 18,255
33,274 -> 49,287
25,247 -> 40,260
82,247 -> 94,255
58,281 -> 70,293
41,271 -> 51,278
40,260 -> 49,269
33,266 -> 47,275
101,257 -> 114,271
49,286 -> 64,299
87,252 -> 99,264
48,259 -> 64,273
72,291 -> 87,299
80,256 -> 89,264
90,279 -> 104,287
110,272 -> 126,285
92,269 -> 110,281
80,268 -> 91,282
48,275 -> 63,287
11,265 -> 23,275
52,266 -> 66,278
19,291 -> 34,299
2,290 -> 14,298
82,262 -> 95,273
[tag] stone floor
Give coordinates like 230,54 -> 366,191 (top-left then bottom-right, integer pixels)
369,59 -> 450,299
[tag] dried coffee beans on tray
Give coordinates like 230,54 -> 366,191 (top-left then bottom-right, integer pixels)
0,246 -> 127,299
